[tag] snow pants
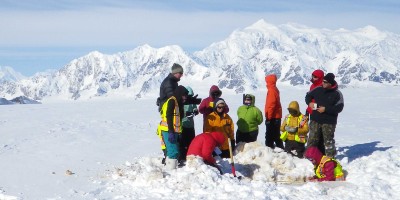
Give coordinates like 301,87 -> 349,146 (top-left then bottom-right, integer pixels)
162,131 -> 179,159
284,140 -> 305,158
236,129 -> 258,143
307,120 -> 336,157
265,118 -> 284,149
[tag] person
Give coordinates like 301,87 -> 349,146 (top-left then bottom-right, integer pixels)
236,94 -> 263,143
199,85 -> 230,126
204,98 -> 234,158
304,146 -> 345,181
280,101 -> 309,158
178,86 -> 199,164
186,131 -> 226,174
264,74 -> 284,149
158,85 -> 189,170
306,69 -> 326,155
305,73 -> 344,158
157,63 -> 184,112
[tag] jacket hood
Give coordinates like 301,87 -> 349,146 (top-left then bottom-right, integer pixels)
305,146 -> 323,165
243,94 -> 255,106
311,70 -> 324,85
209,85 -> 222,97
185,86 -> 194,96
213,97 -> 226,112
265,74 -> 277,87
210,131 -> 226,146
287,101 -> 300,116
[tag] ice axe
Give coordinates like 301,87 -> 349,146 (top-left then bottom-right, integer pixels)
228,138 -> 238,178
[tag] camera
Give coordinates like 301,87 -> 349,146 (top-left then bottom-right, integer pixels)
185,94 -> 202,105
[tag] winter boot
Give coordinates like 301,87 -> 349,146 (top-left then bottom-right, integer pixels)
165,158 -> 178,170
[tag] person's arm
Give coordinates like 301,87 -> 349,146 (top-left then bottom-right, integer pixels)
265,91 -> 277,120
202,142 -> 216,165
256,107 -> 264,125
325,91 -> 344,114
166,99 -> 176,131
199,98 -> 209,114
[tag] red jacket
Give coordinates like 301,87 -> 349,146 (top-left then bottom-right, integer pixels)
306,70 -> 324,115
199,85 -> 229,120
264,74 -> 282,120
305,146 -> 335,181
187,132 -> 226,165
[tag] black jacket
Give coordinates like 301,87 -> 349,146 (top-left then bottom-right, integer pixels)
305,85 -> 344,124
159,73 -> 179,111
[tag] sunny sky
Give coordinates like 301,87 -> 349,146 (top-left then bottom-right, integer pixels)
1,0 -> 399,76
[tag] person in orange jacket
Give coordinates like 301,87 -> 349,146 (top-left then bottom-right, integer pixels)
204,98 -> 234,158
264,74 -> 283,149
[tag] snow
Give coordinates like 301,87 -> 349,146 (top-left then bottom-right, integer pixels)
0,85 -> 399,199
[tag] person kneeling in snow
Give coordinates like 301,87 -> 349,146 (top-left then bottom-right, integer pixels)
305,146 -> 345,181
187,132 -> 226,174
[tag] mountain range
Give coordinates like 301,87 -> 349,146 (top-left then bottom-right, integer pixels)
1,19 -> 399,100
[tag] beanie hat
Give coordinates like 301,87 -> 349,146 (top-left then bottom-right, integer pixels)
323,73 -> 336,85
214,98 -> 225,107
171,63 -> 183,74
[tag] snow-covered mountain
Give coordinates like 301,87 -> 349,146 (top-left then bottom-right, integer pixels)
1,19 -> 399,100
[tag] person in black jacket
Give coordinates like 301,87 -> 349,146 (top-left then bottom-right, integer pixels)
305,73 -> 344,158
157,63 -> 184,112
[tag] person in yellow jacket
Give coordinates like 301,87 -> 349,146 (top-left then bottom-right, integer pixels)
204,98 -> 234,158
280,101 -> 309,158
158,85 -> 189,170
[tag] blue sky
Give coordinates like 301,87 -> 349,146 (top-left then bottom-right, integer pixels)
1,0 -> 399,76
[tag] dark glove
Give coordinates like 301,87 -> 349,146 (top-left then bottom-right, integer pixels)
265,119 -> 271,125
168,131 -> 177,143
186,111 -> 194,118
193,108 -> 199,115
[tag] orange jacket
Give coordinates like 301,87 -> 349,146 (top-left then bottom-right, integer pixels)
264,74 -> 282,120
204,112 -> 234,151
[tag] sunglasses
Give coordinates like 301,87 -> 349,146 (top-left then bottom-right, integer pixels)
323,80 -> 330,84
217,106 -> 225,109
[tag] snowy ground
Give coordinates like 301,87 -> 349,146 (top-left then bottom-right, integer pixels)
0,85 -> 399,200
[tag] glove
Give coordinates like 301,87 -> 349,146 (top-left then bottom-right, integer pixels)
168,131 -> 177,143
265,119 -> 271,125
193,108 -> 199,115
186,111 -> 194,118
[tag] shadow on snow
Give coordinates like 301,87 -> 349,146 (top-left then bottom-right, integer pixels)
336,141 -> 392,162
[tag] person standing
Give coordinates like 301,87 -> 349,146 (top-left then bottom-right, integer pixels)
204,98 -> 234,158
236,94 -> 263,143
305,73 -> 344,158
186,131 -> 226,174
158,85 -> 189,170
157,63 -> 184,112
179,86 -> 199,164
306,69 -> 326,155
199,85 -> 230,129
280,101 -> 309,158
264,74 -> 284,149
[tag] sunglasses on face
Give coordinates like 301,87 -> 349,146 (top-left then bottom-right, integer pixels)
323,80 -> 330,84
217,106 -> 225,109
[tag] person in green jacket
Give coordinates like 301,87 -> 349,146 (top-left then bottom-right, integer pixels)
179,86 -> 199,164
236,94 -> 264,144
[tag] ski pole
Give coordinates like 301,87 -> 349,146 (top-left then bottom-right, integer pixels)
228,138 -> 237,177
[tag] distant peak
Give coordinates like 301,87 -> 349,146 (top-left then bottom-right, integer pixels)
246,19 -> 278,30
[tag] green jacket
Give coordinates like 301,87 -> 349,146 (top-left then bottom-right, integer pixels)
236,94 -> 264,132
182,86 -> 198,128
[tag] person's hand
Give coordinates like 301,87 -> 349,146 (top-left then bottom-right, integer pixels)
265,119 -> 271,125
193,108 -> 199,115
307,176 -> 318,182
316,106 -> 325,113
186,111 -> 194,118
168,131 -> 177,143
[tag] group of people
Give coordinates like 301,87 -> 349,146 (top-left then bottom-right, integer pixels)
156,63 -> 345,182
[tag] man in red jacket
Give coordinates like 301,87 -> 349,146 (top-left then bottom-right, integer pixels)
187,131 -> 226,174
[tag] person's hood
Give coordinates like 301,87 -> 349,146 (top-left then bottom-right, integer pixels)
213,98 -> 226,112
304,146 -> 323,165
173,85 -> 189,103
311,69 -> 324,85
287,101 -> 300,116
265,74 -> 277,88
210,131 -> 226,146
243,94 -> 255,106
185,86 -> 194,96
209,85 -> 222,97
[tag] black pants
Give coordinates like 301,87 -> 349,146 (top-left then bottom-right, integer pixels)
179,127 -> 195,161
284,140 -> 306,158
236,129 -> 259,143
265,118 -> 284,149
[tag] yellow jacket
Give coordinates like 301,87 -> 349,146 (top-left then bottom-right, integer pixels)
204,112 -> 234,151
280,101 -> 309,143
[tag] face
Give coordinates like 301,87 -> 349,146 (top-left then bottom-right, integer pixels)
322,80 -> 332,88
182,95 -> 187,103
307,157 -> 317,165
216,104 -> 225,112
173,72 -> 183,80
244,98 -> 252,105
212,92 -> 221,99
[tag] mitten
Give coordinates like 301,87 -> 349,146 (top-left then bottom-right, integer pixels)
168,131 -> 176,143
193,108 -> 199,115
